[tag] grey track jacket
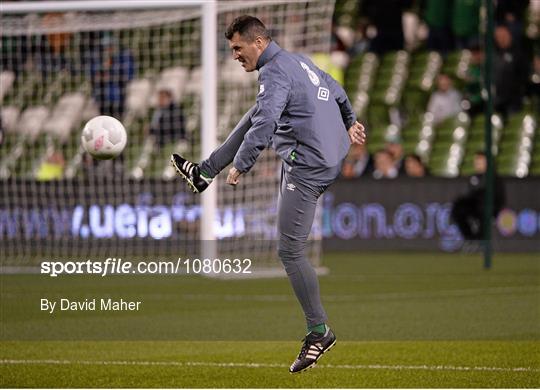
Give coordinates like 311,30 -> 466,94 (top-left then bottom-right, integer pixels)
233,41 -> 357,174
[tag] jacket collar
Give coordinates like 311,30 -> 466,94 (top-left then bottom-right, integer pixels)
256,40 -> 281,71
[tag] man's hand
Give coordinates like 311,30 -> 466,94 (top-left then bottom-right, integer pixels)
348,121 -> 366,145
226,167 -> 242,186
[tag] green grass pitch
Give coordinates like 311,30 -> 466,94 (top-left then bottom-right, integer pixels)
1,252 -> 539,387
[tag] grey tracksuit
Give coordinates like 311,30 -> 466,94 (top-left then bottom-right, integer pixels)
201,41 -> 356,327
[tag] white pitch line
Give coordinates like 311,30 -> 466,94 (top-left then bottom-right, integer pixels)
180,285 -> 540,303
1,359 -> 538,373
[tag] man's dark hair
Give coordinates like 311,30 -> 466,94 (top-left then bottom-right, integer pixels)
157,88 -> 173,98
405,153 -> 423,165
375,149 -> 392,158
225,15 -> 271,42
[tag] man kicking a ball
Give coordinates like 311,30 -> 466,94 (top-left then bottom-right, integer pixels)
171,15 -> 366,373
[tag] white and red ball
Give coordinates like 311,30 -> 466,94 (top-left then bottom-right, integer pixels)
81,115 -> 127,160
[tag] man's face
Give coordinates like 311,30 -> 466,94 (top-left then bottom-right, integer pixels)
386,142 -> 403,160
349,143 -> 366,158
375,151 -> 393,170
495,26 -> 512,50
405,156 -> 423,177
158,90 -> 172,108
229,32 -> 266,72
471,49 -> 485,65
474,154 -> 487,173
437,74 -> 451,92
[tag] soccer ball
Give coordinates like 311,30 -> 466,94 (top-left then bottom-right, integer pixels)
81,115 -> 127,160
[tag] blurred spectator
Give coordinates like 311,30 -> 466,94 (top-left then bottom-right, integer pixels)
385,138 -> 405,173
361,0 -> 412,55
452,0 -> 481,49
87,33 -> 135,120
493,25 -> 527,117
404,154 -> 428,177
495,0 -> 529,45
147,87 -> 187,148
373,149 -> 398,179
421,0 -> 453,54
427,73 -> 462,124
527,54 -> 540,108
312,52 -> 346,86
341,143 -> 371,178
1,35 -> 31,76
33,13 -> 73,78
451,151 -> 505,241
463,44 -> 485,115
348,22 -> 371,57
36,151 -> 65,181
331,23 -> 349,53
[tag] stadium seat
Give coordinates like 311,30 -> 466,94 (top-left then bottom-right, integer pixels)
0,70 -> 15,103
129,136 -> 156,180
17,106 -> 49,142
345,52 -> 378,110
0,137 -> 26,179
126,78 -> 154,118
184,67 -> 202,95
458,115 -> 497,176
441,50 -> 471,81
494,113 -> 536,177
1,105 -> 20,134
427,112 -> 471,177
370,51 -> 409,107
154,66 -> 189,103
220,59 -> 257,87
43,92 -> 86,143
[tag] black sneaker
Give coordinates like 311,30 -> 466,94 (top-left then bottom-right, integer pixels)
170,154 -> 212,193
289,328 -> 336,374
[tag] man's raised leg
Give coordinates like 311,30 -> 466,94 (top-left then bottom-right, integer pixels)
200,104 -> 256,178
171,105 -> 256,192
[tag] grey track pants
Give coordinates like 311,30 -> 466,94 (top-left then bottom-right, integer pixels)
200,106 -> 341,327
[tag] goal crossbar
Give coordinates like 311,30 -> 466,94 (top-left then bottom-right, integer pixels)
1,1 -> 211,13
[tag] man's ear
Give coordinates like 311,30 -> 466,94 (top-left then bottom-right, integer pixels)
255,36 -> 266,50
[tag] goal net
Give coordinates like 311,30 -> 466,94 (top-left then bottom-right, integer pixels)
0,0 -> 335,275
